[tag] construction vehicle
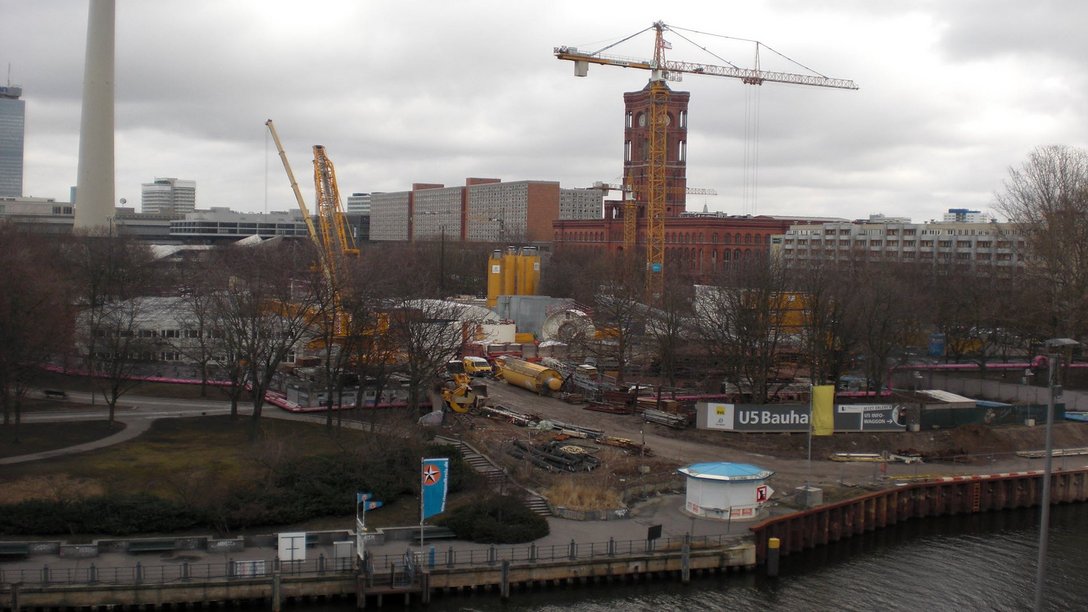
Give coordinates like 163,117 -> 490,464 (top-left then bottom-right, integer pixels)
441,359 -> 485,413
556,22 -> 857,299
462,356 -> 493,377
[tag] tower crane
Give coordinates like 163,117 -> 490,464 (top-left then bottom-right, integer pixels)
557,21 -> 857,299
265,119 -> 358,335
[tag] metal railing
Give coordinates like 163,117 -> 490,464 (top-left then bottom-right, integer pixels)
0,533 -> 740,588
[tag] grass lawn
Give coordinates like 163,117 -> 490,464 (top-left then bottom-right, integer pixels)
0,421 -> 125,458
0,415 -> 430,530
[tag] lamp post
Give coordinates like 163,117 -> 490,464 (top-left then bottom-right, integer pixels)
419,211 -> 450,294
488,217 -> 505,243
1034,337 -> 1079,612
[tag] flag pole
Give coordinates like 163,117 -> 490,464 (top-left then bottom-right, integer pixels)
419,456 -> 425,552
807,384 -> 813,484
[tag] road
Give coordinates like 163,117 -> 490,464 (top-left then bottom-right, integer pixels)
480,379 -> 1051,492
8,382 -> 1054,490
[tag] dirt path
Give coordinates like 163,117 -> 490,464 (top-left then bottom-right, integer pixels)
476,381 -> 1080,497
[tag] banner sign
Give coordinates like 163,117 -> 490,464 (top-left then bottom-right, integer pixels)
697,402 -> 906,433
421,457 -> 450,521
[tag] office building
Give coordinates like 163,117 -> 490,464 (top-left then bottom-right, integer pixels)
0,85 -> 25,198
346,192 -> 372,215
369,179 -> 602,243
772,215 -> 1028,274
141,177 -> 196,216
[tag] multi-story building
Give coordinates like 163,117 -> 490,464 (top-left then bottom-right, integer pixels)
771,215 -> 1028,273
141,177 -> 196,216
0,85 -> 25,198
169,208 -> 310,242
943,208 -> 995,223
346,192 -> 372,215
368,178 -> 602,243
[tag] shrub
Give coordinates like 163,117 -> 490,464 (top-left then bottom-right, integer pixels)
439,495 -> 549,543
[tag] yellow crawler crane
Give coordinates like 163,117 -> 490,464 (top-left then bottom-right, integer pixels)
265,120 -> 358,335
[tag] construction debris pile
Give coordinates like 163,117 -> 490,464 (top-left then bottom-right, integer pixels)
508,438 -> 602,472
479,404 -> 653,465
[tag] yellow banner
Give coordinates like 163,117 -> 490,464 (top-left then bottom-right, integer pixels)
812,385 -> 835,436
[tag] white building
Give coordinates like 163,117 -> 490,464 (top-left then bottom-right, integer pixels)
346,192 -> 373,215
942,208 -> 995,223
169,208 -> 309,241
141,177 -> 196,216
772,216 -> 1028,273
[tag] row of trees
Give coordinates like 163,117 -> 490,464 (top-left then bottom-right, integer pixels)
0,231 -> 478,437
1,145 -> 1083,421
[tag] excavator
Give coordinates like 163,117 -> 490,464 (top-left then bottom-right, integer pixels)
440,359 -> 486,413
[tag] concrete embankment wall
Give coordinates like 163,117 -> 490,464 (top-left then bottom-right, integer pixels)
751,467 -> 1088,564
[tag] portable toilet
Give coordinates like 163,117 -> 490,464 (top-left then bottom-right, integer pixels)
678,462 -> 774,521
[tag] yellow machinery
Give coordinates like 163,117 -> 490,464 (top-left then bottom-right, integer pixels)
442,359 -> 483,413
495,356 -> 563,395
265,120 -> 358,335
556,22 -> 857,299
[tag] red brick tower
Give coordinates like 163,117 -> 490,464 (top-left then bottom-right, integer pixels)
623,81 -> 690,219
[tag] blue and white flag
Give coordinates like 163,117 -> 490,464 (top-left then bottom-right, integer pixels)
421,457 -> 449,521
357,492 -> 372,505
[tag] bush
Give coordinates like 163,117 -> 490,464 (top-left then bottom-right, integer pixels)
439,495 -> 549,544
0,495 -> 204,536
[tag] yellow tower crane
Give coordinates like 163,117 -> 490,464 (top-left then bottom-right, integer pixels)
556,21 -> 857,299
265,119 -> 358,334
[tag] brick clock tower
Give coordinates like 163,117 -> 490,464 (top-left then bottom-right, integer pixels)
623,81 -> 690,219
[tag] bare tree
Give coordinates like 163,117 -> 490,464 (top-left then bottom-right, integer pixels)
582,257 -> 646,387
995,145 -> 1088,341
696,258 -> 789,404
208,241 -> 326,425
174,264 -> 222,397
788,259 -> 859,387
850,265 -> 925,391
646,271 -> 695,388
83,298 -> 164,422
0,226 -> 71,433
62,232 -> 158,423
385,298 -> 472,413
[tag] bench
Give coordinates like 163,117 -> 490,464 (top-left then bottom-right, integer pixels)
127,539 -> 177,554
0,543 -> 29,559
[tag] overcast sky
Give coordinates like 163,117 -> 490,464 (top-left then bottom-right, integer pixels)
2,1 -> 1085,222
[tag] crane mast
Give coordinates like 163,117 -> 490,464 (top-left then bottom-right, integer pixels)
556,21 -> 857,299
265,119 -> 356,335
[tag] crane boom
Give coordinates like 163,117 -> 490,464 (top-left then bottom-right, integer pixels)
556,22 -> 857,299
265,119 -> 322,254
554,48 -> 858,91
265,119 -> 354,336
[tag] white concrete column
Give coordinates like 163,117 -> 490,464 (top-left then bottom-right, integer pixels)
73,0 -> 116,231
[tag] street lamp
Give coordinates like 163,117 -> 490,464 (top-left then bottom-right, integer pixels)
488,217 -> 505,243
419,211 -> 451,293
1034,336 -> 1079,612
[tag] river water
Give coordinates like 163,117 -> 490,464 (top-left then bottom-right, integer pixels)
297,504 -> 1088,611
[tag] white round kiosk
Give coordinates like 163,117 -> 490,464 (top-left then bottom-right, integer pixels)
678,462 -> 774,521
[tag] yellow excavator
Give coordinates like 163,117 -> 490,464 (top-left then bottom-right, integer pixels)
441,359 -> 485,413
